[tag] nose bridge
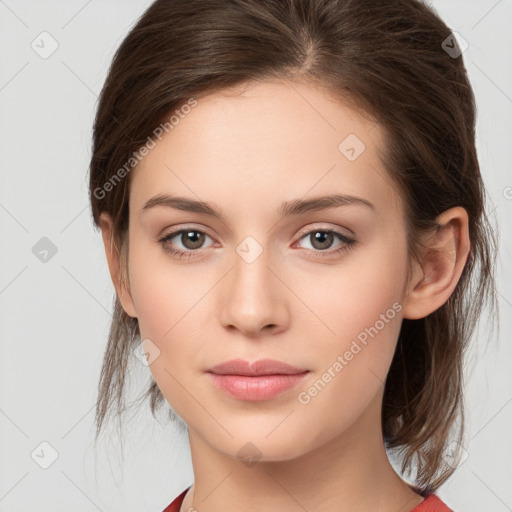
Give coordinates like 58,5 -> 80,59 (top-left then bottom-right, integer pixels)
219,235 -> 287,334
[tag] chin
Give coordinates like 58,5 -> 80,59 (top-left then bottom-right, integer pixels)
214,432 -> 312,464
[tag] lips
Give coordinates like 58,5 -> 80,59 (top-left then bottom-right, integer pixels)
207,358 -> 308,376
206,358 -> 310,401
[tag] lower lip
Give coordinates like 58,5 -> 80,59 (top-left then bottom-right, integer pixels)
208,372 -> 309,401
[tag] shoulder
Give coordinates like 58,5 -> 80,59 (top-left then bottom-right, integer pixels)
162,487 -> 452,512
161,486 -> 190,512
411,493 -> 453,511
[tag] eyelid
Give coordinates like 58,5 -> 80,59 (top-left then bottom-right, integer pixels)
161,222 -> 353,243
160,224 -> 217,241
296,222 -> 354,237
159,223 -> 357,259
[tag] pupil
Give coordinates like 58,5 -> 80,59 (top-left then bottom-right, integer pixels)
312,231 -> 332,250
183,231 -> 204,249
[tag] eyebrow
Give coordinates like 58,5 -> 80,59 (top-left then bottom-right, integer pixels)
140,193 -> 375,220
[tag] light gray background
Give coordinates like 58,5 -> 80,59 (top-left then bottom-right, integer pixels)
0,1 -> 511,510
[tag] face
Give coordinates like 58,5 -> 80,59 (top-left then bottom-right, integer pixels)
118,80 -> 413,461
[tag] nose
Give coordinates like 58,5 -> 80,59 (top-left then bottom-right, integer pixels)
219,245 -> 289,337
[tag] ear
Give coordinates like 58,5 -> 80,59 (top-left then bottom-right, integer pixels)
98,213 -> 137,318
401,206 -> 470,320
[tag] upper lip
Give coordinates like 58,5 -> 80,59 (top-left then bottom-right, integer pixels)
207,358 -> 309,376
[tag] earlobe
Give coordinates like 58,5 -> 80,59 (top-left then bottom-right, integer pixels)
98,213 -> 138,318
401,207 -> 470,320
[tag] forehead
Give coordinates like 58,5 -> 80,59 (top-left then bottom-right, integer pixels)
130,79 -> 403,220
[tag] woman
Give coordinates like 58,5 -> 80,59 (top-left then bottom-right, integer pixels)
88,0 -> 497,510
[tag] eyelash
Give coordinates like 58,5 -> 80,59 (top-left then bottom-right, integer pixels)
158,227 -> 357,260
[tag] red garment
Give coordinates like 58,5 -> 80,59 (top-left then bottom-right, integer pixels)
162,486 -> 453,511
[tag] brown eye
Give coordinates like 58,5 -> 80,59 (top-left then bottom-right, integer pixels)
179,230 -> 206,250
159,228 -> 214,258
296,228 -> 357,258
309,231 -> 335,250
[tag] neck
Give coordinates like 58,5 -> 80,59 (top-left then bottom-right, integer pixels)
179,391 -> 424,512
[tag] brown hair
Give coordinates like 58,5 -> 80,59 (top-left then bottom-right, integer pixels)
88,0 -> 498,493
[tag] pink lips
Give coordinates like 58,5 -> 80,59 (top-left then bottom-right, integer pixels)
206,358 -> 310,401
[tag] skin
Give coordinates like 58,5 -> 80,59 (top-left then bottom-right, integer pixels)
99,79 -> 470,511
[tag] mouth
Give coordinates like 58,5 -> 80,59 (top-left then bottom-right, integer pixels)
207,358 -> 309,376
206,358 -> 310,401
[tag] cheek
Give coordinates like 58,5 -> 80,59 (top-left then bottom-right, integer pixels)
291,260 -> 405,445
128,240 -> 207,336
128,254 -> 210,420
295,239 -> 407,339
291,239 -> 407,402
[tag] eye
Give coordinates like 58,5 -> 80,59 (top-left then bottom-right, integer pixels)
295,228 -> 356,257
159,228 -> 215,259
158,226 -> 357,260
